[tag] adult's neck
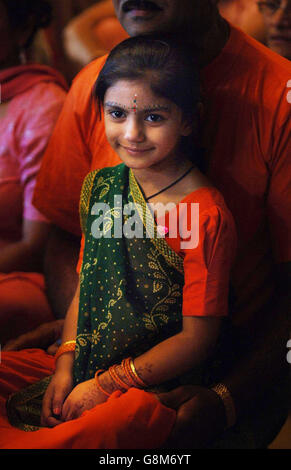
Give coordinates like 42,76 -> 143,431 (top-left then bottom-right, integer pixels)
186,15 -> 230,68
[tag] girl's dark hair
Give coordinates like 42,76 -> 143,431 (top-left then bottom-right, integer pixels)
2,0 -> 52,48
93,35 -> 202,163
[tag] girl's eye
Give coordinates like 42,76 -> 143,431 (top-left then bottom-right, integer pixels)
108,110 -> 126,119
145,114 -> 164,123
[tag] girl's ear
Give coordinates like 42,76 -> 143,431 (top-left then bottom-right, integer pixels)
181,120 -> 193,137
181,102 -> 204,136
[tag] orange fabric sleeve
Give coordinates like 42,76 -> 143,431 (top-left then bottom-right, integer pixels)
267,114 -> 291,264
181,205 -> 236,317
161,189 -> 237,318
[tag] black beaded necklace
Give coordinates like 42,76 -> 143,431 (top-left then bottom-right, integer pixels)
145,166 -> 194,202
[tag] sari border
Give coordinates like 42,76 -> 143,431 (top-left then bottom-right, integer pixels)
129,169 -> 184,274
79,169 -> 101,234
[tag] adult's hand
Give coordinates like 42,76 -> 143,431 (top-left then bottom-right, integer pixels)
3,319 -> 64,352
158,385 -> 226,449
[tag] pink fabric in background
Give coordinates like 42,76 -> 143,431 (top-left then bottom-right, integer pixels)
0,81 -> 67,245
0,73 -> 67,344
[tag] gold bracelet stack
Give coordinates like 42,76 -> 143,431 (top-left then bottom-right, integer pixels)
211,383 -> 236,429
95,357 -> 148,396
55,340 -> 76,361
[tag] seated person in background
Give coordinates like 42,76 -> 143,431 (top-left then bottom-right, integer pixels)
45,0 -> 103,81
257,0 -> 291,60
0,0 -> 68,345
218,0 -> 266,42
63,0 -> 128,72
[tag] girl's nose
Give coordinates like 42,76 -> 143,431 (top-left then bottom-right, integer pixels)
124,116 -> 145,142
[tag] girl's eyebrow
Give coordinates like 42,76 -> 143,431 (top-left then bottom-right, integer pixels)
104,101 -> 127,110
104,101 -> 170,112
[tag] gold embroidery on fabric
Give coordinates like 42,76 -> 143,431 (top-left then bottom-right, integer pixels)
79,169 -> 100,234
6,376 -> 52,432
75,281 -> 124,359
102,207 -> 122,235
129,169 -> 184,274
142,247 -> 182,332
96,175 -> 116,200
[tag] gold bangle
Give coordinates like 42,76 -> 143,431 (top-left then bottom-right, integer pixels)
55,340 -> 76,361
128,358 -> 147,388
211,383 -> 236,429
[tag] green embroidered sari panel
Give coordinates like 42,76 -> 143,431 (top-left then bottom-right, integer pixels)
75,164 -> 207,387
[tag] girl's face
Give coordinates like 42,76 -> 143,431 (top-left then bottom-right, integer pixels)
103,79 -> 191,171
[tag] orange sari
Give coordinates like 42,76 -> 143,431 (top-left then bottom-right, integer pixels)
0,349 -> 175,449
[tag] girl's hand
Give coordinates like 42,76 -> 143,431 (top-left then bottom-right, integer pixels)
61,378 -> 109,422
41,370 -> 74,428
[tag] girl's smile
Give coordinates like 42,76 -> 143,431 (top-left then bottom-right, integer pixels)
104,79 -> 192,172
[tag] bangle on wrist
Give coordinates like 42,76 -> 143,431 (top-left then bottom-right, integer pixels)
94,369 -> 111,397
55,340 -> 76,362
211,383 -> 236,429
122,357 -> 147,388
108,365 -> 131,392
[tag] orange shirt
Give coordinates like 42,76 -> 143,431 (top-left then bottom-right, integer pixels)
33,25 -> 291,326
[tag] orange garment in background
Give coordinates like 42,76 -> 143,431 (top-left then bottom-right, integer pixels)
0,274 -> 54,345
92,16 -> 128,51
33,25 -> 291,329
0,349 -> 175,449
0,65 -> 68,344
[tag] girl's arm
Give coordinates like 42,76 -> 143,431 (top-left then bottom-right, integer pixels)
134,316 -> 221,385
41,281 -> 80,427
99,316 -> 222,391
53,280 -> 80,374
60,315 -> 222,424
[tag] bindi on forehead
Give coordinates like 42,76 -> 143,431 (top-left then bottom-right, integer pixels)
133,94 -> 137,113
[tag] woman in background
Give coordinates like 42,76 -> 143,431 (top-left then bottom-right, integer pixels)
0,0 -> 68,345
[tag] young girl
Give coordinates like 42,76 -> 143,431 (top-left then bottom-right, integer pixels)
41,35 -> 236,425
2,36 -> 236,449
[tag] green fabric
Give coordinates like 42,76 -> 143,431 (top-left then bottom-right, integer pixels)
74,164 -> 195,390
6,376 -> 51,431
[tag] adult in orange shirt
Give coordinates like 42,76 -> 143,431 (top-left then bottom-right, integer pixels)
7,0 -> 291,449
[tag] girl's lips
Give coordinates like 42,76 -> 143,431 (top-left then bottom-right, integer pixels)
121,145 -> 153,154
127,9 -> 159,18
